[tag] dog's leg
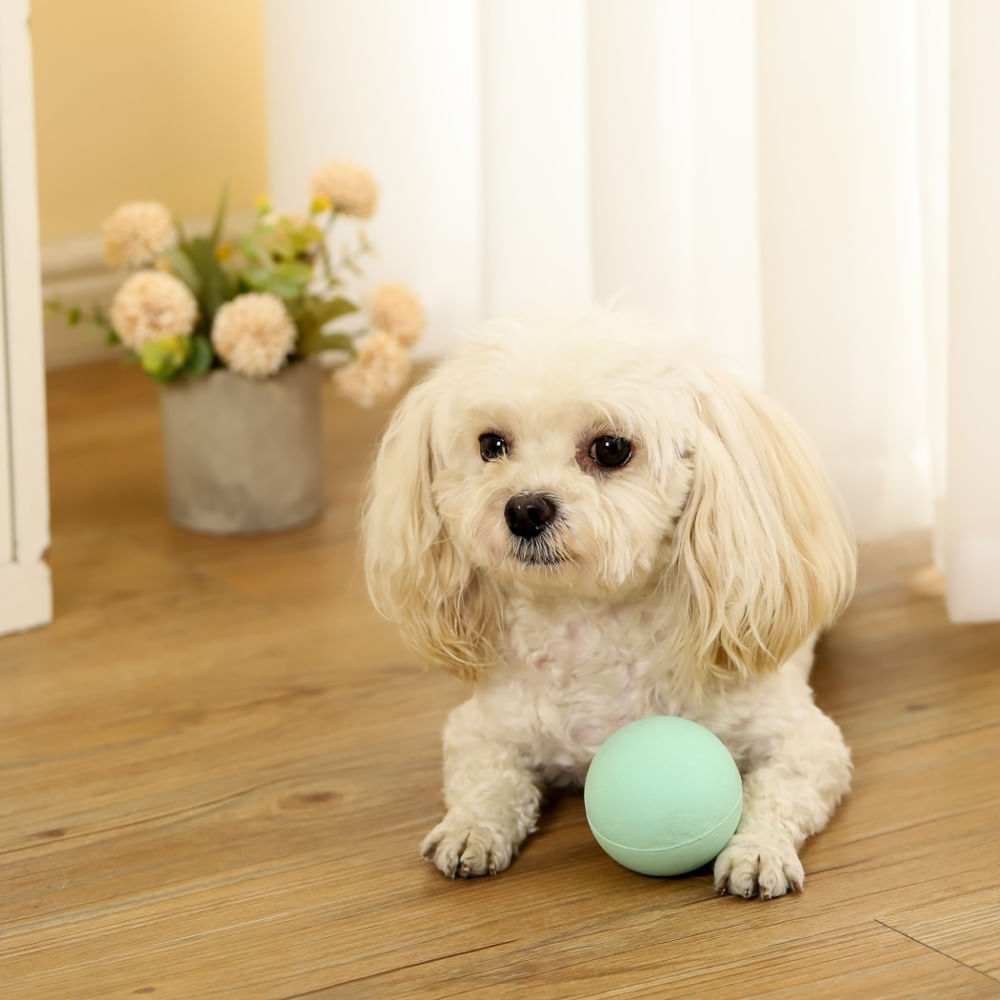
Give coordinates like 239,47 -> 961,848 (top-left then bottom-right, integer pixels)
421,698 -> 542,878
713,705 -> 851,899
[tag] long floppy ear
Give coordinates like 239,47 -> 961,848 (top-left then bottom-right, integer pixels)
668,369 -> 856,686
362,377 -> 500,680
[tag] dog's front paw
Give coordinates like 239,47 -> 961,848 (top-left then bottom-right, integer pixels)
713,834 -> 805,899
421,812 -> 519,878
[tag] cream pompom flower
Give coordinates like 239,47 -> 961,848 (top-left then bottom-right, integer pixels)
335,331 -> 410,407
369,283 -> 424,348
109,271 -> 198,350
102,201 -> 177,269
309,160 -> 378,219
210,292 -> 297,379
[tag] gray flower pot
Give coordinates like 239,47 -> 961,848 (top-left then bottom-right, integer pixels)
159,361 -> 324,534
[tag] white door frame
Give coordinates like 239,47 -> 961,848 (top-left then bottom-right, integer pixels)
0,0 -> 52,635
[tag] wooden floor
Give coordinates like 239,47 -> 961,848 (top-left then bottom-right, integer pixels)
3,361 -> 999,999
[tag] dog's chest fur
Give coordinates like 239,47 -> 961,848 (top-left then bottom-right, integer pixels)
484,595 -> 692,784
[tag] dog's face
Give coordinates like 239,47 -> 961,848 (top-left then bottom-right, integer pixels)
364,306 -> 856,683
428,332 -> 698,598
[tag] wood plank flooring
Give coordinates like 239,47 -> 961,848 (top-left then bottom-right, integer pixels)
2,360 -> 999,999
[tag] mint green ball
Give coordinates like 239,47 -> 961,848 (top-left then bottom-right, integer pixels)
584,716 -> 743,876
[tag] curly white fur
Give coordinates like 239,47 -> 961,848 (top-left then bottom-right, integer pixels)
364,305 -> 856,898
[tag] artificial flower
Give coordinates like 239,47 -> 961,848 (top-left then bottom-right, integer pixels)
309,160 -> 378,219
369,283 -> 425,348
109,270 -> 198,350
102,201 -> 177,269
60,161 -> 422,399
334,330 -> 410,407
210,292 -> 297,379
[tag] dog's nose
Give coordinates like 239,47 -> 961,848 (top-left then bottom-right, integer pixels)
504,493 -> 558,538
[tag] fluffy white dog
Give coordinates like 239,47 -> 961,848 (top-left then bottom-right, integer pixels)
364,305 -> 855,899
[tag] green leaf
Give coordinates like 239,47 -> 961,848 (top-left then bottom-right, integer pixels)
184,334 -> 214,376
292,296 -> 359,351
258,274 -> 301,300
278,260 -> 312,283
297,329 -> 357,357
245,261 -> 312,302
305,295 -> 358,326
45,299 -> 114,336
209,182 -> 230,247
272,260 -> 312,296
241,265 -> 273,290
186,236 -> 235,318
165,247 -> 203,297
240,236 -> 270,265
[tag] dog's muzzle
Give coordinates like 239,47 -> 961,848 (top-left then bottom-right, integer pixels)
504,492 -> 558,539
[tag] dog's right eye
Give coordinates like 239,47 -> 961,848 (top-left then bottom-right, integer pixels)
478,433 -> 509,462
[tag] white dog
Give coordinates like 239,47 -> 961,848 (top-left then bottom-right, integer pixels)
363,305 -> 855,899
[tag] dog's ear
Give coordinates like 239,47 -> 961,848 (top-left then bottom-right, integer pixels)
363,377 -> 500,681
667,370 -> 856,687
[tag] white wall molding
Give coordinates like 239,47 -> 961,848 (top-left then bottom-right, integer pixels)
0,0 -> 52,635
946,0 -> 1000,621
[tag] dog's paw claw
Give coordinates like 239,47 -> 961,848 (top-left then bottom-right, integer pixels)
421,814 -> 515,879
713,835 -> 804,900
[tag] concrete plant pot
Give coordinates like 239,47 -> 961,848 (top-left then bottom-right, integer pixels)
159,361 -> 324,534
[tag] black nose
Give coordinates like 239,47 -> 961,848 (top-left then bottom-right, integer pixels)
504,493 -> 558,538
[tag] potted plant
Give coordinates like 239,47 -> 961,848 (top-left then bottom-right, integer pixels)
54,160 -> 424,534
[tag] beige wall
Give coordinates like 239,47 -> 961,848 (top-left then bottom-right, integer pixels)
31,0 -> 268,242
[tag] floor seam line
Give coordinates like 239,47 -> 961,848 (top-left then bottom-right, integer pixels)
874,917 -> 998,984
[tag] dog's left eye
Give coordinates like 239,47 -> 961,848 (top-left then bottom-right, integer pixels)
589,435 -> 632,469
479,433 -> 509,462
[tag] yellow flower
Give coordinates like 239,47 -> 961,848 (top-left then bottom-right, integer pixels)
215,242 -> 232,261
102,201 -> 177,270
309,161 -> 378,219
109,271 -> 198,350
254,194 -> 272,215
310,194 -> 332,215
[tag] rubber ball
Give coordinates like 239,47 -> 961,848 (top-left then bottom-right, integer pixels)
584,716 -> 743,876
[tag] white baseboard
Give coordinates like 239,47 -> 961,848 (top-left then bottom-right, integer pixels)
0,561 -> 52,636
42,234 -> 120,368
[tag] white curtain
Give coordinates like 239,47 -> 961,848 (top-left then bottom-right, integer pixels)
265,0 -> 1000,622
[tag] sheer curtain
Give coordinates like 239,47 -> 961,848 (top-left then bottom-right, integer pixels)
265,0 -> 999,622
